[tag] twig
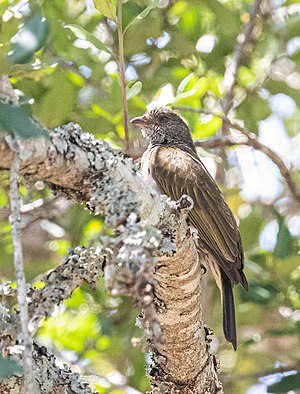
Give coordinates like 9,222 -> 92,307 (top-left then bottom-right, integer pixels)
117,0 -> 130,156
172,105 -> 300,204
222,0 -> 263,118
9,148 -> 33,393
222,364 -> 300,382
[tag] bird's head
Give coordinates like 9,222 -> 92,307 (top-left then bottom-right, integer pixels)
130,107 -> 193,146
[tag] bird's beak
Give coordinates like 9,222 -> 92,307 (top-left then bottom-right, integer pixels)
130,115 -> 149,127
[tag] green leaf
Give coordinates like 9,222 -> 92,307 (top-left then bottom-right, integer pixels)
124,0 -> 160,34
267,327 -> 299,336
267,372 -> 300,393
193,115 -> 222,138
273,211 -> 295,259
240,282 -> 278,304
236,94 -> 271,134
93,0 -> 116,21
7,14 -> 50,64
64,24 -> 113,55
36,72 -> 77,128
126,81 -> 142,100
239,211 -> 264,249
0,355 -> 23,379
0,102 -> 48,139
173,77 -> 209,105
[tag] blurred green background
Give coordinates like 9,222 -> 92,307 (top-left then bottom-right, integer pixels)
0,0 -> 300,393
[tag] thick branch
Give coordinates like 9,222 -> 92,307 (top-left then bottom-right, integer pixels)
0,343 -> 93,394
0,125 -> 97,197
152,224 -> 221,393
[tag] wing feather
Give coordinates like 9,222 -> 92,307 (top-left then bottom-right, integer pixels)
148,145 -> 247,287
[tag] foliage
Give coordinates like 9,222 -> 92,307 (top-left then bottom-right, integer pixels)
0,101 -> 48,138
0,355 -> 23,379
0,0 -> 299,393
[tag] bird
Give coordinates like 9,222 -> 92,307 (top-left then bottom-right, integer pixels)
130,107 -> 248,350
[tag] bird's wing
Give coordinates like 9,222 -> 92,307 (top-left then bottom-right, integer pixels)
149,144 -> 247,288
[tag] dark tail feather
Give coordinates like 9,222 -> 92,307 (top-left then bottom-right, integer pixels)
221,271 -> 237,350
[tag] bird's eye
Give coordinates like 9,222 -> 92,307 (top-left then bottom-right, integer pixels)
157,114 -> 168,123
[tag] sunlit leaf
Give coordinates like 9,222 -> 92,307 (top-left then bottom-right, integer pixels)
173,77 -> 209,104
124,0 -> 160,34
176,73 -> 195,95
0,102 -> 48,138
193,115 -> 222,138
267,372 -> 300,393
93,0 -> 116,21
8,14 -> 50,64
64,24 -> 113,55
126,81 -> 142,99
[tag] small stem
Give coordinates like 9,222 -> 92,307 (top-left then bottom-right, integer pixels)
117,0 -> 130,156
9,149 -> 33,393
222,0 -> 263,129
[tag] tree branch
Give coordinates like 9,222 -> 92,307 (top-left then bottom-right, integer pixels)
172,105 -> 300,204
0,343 -> 93,393
222,0 -> 264,118
9,147 -> 33,392
222,364 -> 300,382
117,0 -> 130,156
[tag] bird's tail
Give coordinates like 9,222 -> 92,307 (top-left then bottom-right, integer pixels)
221,271 -> 237,350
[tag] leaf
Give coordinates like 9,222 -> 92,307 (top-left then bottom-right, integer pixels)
273,210 -> 295,259
0,102 -> 48,139
126,81 -> 142,100
236,94 -> 272,134
239,211 -> 264,249
267,372 -> 300,393
124,0 -> 160,34
193,115 -> 222,138
37,72 -> 77,128
7,14 -> 50,64
173,77 -> 209,105
93,0 -> 116,21
64,24 -> 113,55
239,282 -> 278,304
0,355 -> 23,379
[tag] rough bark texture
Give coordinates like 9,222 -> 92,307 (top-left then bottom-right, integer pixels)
0,343 -> 93,394
0,120 -> 222,393
151,228 -> 222,394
